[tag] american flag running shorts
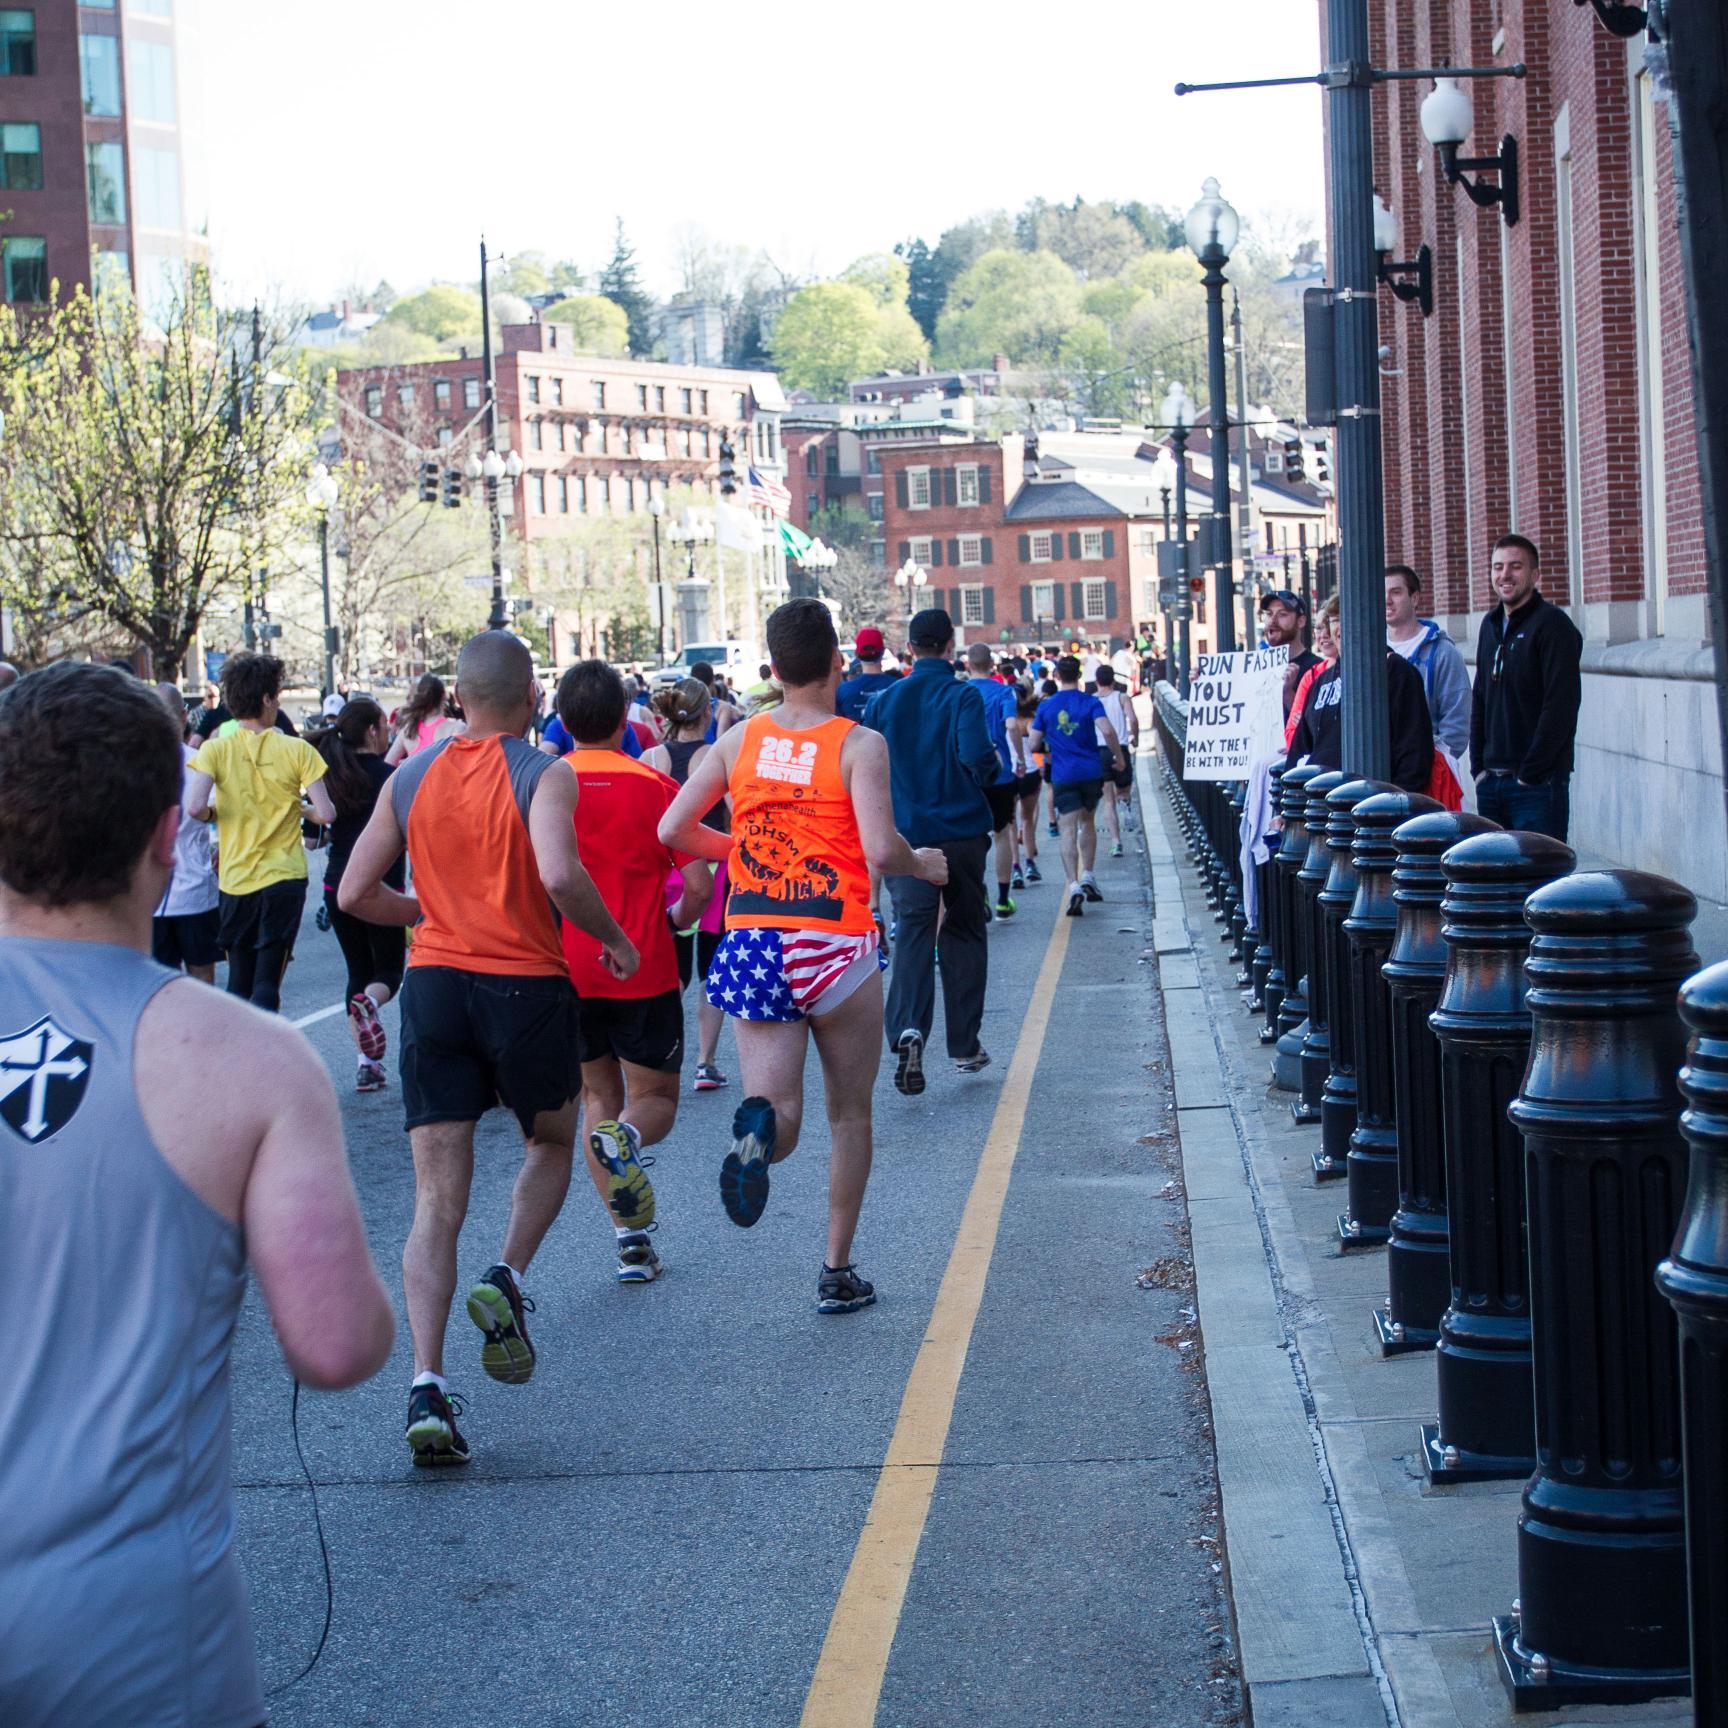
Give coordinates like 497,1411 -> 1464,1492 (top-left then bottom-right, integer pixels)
704,927 -> 885,1023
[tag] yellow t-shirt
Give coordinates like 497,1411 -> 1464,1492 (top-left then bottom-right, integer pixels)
191,728 -> 327,897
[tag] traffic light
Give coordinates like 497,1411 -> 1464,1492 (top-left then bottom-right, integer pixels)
1283,438 -> 1306,485
442,467 -> 462,508
717,434 -> 738,498
1313,442 -> 1331,488
417,459 -> 438,504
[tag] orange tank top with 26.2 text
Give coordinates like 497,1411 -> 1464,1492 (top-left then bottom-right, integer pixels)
725,713 -> 873,936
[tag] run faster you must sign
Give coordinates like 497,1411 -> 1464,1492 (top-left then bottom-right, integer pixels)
1183,646 -> 1290,781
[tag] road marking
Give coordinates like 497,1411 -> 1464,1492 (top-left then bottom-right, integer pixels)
800,902 -> 1074,1726
290,1003 -> 346,1030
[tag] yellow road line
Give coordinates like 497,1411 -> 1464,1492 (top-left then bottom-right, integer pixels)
800,903 -> 1075,1726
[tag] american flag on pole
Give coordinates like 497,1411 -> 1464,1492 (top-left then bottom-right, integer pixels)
748,465 -> 791,518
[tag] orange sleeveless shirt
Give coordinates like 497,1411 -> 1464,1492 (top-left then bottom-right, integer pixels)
725,713 -> 874,936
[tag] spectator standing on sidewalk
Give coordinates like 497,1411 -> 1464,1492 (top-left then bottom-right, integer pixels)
1385,566 -> 1471,775
1259,590 -> 1320,719
1469,533 -> 1583,842
866,608 -> 1000,1090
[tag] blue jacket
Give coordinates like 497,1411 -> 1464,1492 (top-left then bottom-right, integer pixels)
864,657 -> 997,843
1396,620 -> 1471,758
836,668 -> 902,723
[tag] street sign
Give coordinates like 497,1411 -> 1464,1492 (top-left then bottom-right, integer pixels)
1304,287 -> 1337,427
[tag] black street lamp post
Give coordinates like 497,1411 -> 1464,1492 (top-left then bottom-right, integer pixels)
307,463 -> 339,696
1186,179 -> 1239,654
1163,382 -> 1196,696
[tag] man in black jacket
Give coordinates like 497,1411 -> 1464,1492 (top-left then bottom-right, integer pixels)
1468,533 -> 1582,842
1284,599 -> 1434,793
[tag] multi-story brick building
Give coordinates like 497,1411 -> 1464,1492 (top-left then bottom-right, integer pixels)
1345,1 -> 1720,899
0,0 -> 208,315
337,321 -> 789,652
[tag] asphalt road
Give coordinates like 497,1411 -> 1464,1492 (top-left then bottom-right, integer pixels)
229,805 -> 1241,1727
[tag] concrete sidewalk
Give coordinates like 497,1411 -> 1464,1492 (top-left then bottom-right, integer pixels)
1137,751 -> 1692,1728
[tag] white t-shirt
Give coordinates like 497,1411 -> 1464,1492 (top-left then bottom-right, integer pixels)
1095,689 -> 1132,747
1389,629 -> 1424,660
1083,652 -> 1105,685
1111,648 -> 1138,687
158,743 -> 219,918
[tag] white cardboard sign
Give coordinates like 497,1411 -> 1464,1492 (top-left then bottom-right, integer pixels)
1183,647 -> 1290,781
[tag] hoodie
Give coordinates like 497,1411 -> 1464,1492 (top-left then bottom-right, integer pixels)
1390,620 -> 1471,758
1283,647 -> 1434,795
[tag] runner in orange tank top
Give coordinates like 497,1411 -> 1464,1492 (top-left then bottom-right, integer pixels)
661,599 -> 948,1314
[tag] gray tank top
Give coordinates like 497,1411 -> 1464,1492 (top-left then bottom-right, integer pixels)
0,936 -> 260,1728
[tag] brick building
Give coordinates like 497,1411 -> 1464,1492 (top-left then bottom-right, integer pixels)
0,1 -> 209,315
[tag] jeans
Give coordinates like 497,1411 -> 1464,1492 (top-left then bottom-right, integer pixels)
1476,772 -> 1571,843
883,834 -> 991,1059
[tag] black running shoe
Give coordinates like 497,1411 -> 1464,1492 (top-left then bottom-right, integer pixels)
893,1029 -> 926,1096
1066,889 -> 1085,917
720,1095 -> 776,1227
405,1382 -> 471,1467
465,1264 -> 537,1385
816,1264 -> 877,1315
1081,878 -> 1104,903
1024,859 -> 1043,884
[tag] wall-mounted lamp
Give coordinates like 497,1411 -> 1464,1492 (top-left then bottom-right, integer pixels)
1372,195 -> 1434,317
1573,0 -> 1648,38
1420,77 -> 1520,226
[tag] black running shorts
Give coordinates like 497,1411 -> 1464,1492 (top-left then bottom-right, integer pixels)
1015,770 -> 1043,801
152,908 -> 222,969
1052,779 -> 1104,816
984,780 -> 1019,833
399,966 -> 581,1134
577,988 -> 685,1074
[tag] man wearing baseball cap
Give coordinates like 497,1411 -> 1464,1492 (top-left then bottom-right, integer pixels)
836,626 -> 901,723
1259,589 -> 1319,719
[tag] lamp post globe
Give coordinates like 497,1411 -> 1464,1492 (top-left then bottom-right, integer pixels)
1184,176 -> 1239,263
1372,193 -> 1398,256
481,449 -> 504,482
1419,77 -> 1473,147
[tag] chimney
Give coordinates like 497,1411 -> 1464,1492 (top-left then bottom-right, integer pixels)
992,353 -> 1010,373
341,298 -> 350,322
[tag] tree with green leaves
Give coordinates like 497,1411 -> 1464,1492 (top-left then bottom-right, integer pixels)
0,281 -> 318,678
542,294 -> 629,357
935,249 -> 1081,368
381,283 -> 483,345
769,282 -> 889,396
599,219 -> 657,357
896,237 -> 943,341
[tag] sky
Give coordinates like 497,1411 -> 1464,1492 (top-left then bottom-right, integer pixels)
197,0 -> 1327,307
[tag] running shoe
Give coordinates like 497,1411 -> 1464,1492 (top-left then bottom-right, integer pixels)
893,1029 -> 926,1097
1047,821 -> 1059,838
1111,841 -> 1124,859
356,1059 -> 387,1093
816,1263 -> 877,1316
955,1046 -> 992,1074
1023,859 -> 1043,884
616,1232 -> 662,1283
1081,876 -> 1104,903
1066,887 -> 1085,917
720,1095 -> 777,1228
1011,867 -> 1025,891
590,1119 -> 656,1232
349,992 -> 386,1062
693,1062 -> 729,1093
995,894 -> 1016,920
405,1382 -> 471,1468
465,1264 -> 537,1385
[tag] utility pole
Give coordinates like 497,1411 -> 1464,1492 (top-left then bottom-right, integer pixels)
1232,290 -> 1256,648
480,237 -> 507,632
1326,0 -> 1390,780
1200,248 -> 1237,651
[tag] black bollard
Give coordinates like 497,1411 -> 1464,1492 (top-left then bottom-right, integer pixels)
1319,777 -> 1399,1210
1226,782 -> 1249,958
1295,770 -> 1349,1136
1421,830 -> 1574,1486
1657,961 -> 1728,1728
1271,763 -> 1325,1083
1372,808 -> 1498,1356
1337,789 -> 1440,1253
1494,870 -> 1696,1708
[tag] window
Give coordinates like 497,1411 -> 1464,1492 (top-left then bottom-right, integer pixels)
1263,446 -> 1284,474
702,428 -> 712,456
1138,529 -> 1156,557
529,420 -> 543,452
86,142 -> 126,222
678,427 -> 692,457
1031,580 -> 1056,618
656,385 -> 667,411
870,540 -> 886,567
806,446 -> 818,475
596,477 -> 610,506
527,474 -> 545,513
960,585 -> 986,626
498,482 -> 514,517
957,464 -> 979,506
732,391 -> 747,418
592,380 -> 607,410
910,536 -> 933,564
866,449 -> 881,476
1083,580 -> 1108,620
436,426 -> 452,447
959,535 -> 982,567
396,383 -> 415,411
434,379 -> 451,409
0,122 -> 41,190
556,475 -> 569,514
93,249 -> 128,296
635,383 -> 648,409
550,377 -> 563,406
80,32 -> 120,115
526,375 -> 541,405
364,385 -> 382,417
1,234 -> 46,302
699,389 -> 709,414
680,387 -> 693,414
134,0 -> 173,15
1081,530 -> 1104,560
1030,533 -> 1053,562
463,377 -> 480,409
807,492 -> 820,516
133,146 -> 180,229
2,11 -> 36,76
867,494 -> 885,523
621,424 -> 634,456
127,37 -> 176,123
908,466 -> 931,509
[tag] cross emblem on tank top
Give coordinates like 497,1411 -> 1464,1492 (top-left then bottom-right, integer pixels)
0,1015 -> 94,1143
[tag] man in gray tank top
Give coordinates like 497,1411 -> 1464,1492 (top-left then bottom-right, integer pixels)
0,663 -> 396,1728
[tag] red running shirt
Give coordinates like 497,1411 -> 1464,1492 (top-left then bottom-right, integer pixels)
563,752 -> 694,999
